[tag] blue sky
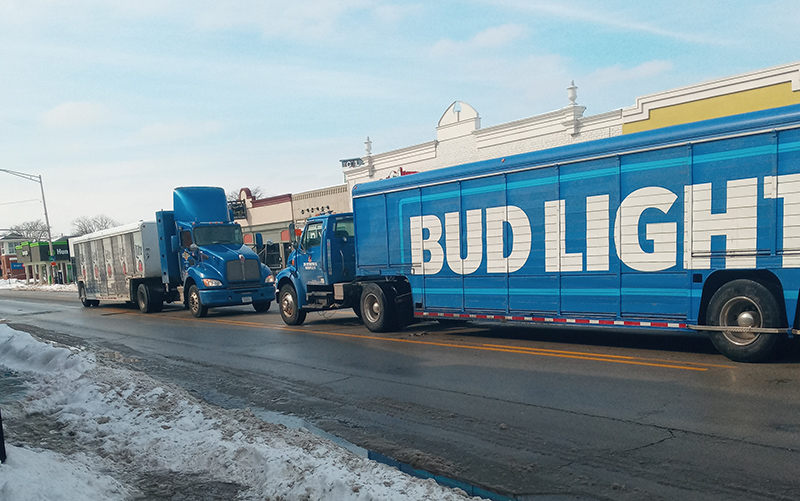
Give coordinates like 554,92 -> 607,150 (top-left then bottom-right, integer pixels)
1,0 -> 799,235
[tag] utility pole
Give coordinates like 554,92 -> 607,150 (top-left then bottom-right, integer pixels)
1,169 -> 55,282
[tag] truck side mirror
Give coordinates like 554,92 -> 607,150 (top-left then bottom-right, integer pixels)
255,233 -> 264,252
170,235 -> 179,254
288,223 -> 300,250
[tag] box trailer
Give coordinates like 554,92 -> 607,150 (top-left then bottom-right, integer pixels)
276,104 -> 800,362
70,187 -> 276,316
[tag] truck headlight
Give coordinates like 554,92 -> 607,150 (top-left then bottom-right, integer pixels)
203,278 -> 223,287
265,275 -> 275,284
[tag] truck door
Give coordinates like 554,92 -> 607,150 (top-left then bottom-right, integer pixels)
327,217 -> 356,283
297,220 -> 325,286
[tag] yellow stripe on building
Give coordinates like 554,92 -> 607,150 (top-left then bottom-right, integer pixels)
623,82 -> 800,134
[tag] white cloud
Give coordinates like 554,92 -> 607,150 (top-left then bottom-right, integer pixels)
585,60 -> 674,88
134,120 -> 224,144
372,3 -> 424,24
431,23 -> 528,57
475,0 -> 731,46
40,101 -> 112,129
188,0 -> 373,41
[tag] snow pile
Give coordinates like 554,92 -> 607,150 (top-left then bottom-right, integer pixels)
0,279 -> 77,292
0,324 -> 481,500
0,324 -> 94,377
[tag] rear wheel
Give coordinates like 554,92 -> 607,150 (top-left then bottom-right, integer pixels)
361,282 -> 396,332
707,279 -> 782,362
78,283 -> 91,308
253,300 -> 271,313
279,284 -> 306,325
137,283 -> 163,313
187,284 -> 208,318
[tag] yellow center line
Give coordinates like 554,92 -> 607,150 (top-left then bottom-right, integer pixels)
98,311 -> 718,371
479,342 -> 736,369
201,318 -> 710,371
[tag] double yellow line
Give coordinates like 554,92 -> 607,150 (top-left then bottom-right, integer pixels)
202,316 -> 733,372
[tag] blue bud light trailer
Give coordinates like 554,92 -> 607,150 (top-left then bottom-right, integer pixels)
280,105 -> 800,362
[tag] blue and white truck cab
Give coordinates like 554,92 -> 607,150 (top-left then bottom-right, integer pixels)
275,213 -> 412,330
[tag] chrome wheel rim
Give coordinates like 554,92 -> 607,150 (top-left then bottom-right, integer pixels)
189,291 -> 201,313
281,292 -> 295,318
719,295 -> 762,346
363,292 -> 381,324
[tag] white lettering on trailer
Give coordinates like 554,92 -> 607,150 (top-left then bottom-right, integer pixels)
586,195 -> 610,271
544,195 -> 610,272
410,215 -> 444,275
614,187 -> 677,272
544,200 -> 582,272
486,206 -> 530,273
445,209 -> 482,274
684,178 -> 758,270
411,178 -> 790,275
764,173 -> 800,267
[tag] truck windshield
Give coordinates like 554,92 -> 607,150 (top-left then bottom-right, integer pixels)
193,225 -> 243,246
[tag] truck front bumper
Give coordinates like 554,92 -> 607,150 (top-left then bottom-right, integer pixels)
199,285 -> 276,307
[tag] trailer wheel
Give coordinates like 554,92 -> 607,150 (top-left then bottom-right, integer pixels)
78,283 -> 92,308
361,283 -> 396,333
706,279 -> 782,363
137,283 -> 163,314
279,284 -> 306,325
253,300 -> 271,313
187,284 -> 208,318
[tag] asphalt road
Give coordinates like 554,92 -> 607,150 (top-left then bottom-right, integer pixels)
2,289 -> 799,500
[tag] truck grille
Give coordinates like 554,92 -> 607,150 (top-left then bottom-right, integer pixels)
227,259 -> 260,282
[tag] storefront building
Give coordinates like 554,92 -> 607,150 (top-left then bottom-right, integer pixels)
0,233 -> 26,280
342,61 -> 800,196
15,239 -> 72,284
234,185 -> 349,271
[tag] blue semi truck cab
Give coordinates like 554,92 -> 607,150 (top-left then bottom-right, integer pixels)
275,212 -> 413,330
156,186 -> 276,317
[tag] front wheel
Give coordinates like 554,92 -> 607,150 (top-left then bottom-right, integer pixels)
706,279 -> 782,363
187,284 -> 208,318
361,282 -> 396,333
253,300 -> 271,313
279,285 -> 306,325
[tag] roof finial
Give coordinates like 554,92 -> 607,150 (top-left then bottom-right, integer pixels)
567,80 -> 578,106
365,136 -> 372,156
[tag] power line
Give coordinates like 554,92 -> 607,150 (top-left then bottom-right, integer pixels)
0,198 -> 40,206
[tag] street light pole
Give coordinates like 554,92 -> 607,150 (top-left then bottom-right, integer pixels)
1,169 -> 55,282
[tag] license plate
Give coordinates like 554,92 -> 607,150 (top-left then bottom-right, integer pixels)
242,296 -> 252,304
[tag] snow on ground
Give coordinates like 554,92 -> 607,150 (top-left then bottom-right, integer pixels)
0,278 -> 77,292
0,323 -> 484,500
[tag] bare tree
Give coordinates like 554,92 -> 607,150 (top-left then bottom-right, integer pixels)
9,220 -> 49,241
227,186 -> 265,202
71,214 -> 121,236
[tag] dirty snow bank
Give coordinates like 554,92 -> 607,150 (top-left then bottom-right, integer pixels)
0,324 -> 482,500
0,279 -> 77,292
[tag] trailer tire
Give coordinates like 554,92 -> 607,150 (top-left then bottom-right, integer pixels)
137,283 -> 163,314
253,300 -> 271,313
78,283 -> 92,308
187,284 -> 208,318
279,284 -> 306,325
706,279 -> 782,363
361,282 -> 396,333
